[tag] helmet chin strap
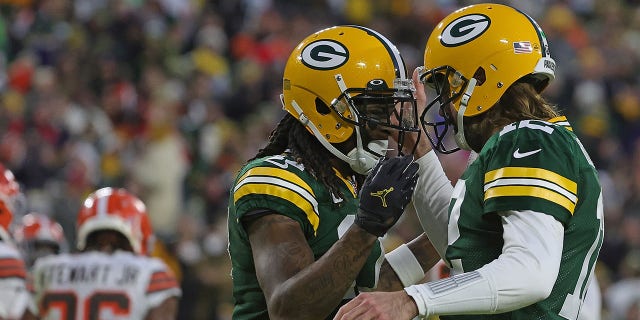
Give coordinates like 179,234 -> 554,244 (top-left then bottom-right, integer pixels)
334,74 -> 390,174
347,138 -> 389,175
454,78 -> 477,151
287,98 -> 389,175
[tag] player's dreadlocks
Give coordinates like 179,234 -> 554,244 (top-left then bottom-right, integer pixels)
251,113 -> 347,201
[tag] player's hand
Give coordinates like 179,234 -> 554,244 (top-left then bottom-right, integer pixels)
392,67 -> 433,158
355,155 -> 418,237
333,291 -> 418,320
413,66 -> 428,117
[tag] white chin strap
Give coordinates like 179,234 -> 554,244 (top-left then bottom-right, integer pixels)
347,139 -> 389,175
454,78 -> 477,151
287,98 -> 390,175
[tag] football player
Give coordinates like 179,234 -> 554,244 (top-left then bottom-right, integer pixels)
0,164 -> 30,320
228,25 -> 435,319
334,3 -> 603,319
23,187 -> 181,320
13,212 -> 68,269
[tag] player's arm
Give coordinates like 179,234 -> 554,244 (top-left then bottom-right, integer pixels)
247,212 -> 378,320
377,233 -> 441,291
144,297 -> 179,320
411,150 -> 454,258
405,210 -> 564,317
335,210 -> 564,319
144,262 -> 181,320
248,156 -> 418,319
0,257 -> 30,320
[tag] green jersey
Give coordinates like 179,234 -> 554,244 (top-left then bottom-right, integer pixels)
443,117 -> 603,319
227,153 -> 384,320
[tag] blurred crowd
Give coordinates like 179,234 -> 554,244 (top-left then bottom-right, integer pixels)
1,0 -> 640,319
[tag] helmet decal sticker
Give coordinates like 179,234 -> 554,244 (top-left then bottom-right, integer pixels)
440,14 -> 491,47
513,41 -> 533,54
301,40 -> 349,70
516,8 -> 551,57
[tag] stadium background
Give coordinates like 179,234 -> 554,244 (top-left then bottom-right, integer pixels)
1,0 -> 639,318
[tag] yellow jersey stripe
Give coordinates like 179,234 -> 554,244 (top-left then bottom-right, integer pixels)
547,116 -> 567,123
333,168 -> 357,197
485,167 -> 577,194
484,185 -> 576,214
484,177 -> 577,203
234,178 -> 320,232
548,116 -> 573,131
238,167 -> 315,197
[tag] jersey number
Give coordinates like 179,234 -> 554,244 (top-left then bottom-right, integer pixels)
41,291 -> 131,320
559,137 -> 602,319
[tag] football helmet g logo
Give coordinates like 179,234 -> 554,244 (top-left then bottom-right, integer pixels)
281,25 -> 420,174
301,40 -> 349,70
440,14 -> 491,47
419,4 -> 556,153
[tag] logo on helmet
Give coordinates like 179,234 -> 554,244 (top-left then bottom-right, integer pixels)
440,14 -> 491,47
544,59 -> 556,73
301,40 -> 349,70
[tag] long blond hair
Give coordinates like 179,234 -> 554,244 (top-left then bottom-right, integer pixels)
465,81 -> 560,151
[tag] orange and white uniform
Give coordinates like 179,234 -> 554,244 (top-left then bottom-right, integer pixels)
0,241 -> 29,319
29,250 -> 180,320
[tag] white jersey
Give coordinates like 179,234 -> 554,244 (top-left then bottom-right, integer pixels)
0,241 -> 29,319
30,250 -> 181,320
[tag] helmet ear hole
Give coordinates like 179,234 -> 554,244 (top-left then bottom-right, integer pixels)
473,67 -> 486,86
315,98 -> 331,115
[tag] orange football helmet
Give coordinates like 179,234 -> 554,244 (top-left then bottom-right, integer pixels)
14,212 -> 66,244
76,187 -> 154,255
0,163 -> 21,242
14,212 -> 67,266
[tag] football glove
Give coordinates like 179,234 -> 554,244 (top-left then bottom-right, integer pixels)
355,155 -> 418,237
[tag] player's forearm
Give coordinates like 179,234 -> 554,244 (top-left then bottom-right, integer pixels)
267,224 -> 377,320
406,210 -> 564,317
412,150 -> 453,258
378,233 -> 441,291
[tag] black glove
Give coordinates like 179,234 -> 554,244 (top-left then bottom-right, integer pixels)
355,155 -> 419,237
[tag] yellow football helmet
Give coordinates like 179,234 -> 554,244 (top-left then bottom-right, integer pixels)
419,3 -> 556,153
281,25 -> 419,174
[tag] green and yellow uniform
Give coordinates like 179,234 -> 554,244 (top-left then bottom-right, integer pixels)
443,117 -> 604,319
228,153 -> 384,319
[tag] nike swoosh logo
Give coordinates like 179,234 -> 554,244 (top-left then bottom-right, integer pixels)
513,148 -> 541,159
